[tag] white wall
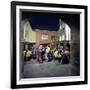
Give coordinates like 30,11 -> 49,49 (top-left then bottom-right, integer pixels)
24,21 -> 36,43
0,0 -> 89,90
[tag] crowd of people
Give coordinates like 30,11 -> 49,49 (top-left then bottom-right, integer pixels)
23,43 -> 70,64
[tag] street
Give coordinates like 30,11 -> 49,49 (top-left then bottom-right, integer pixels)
22,60 -> 78,78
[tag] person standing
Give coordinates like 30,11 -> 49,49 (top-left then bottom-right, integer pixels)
32,44 -> 38,60
42,45 -> 46,61
54,49 -> 58,61
45,45 -> 50,61
37,45 -> 43,63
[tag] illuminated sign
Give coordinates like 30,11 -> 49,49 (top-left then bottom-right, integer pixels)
41,34 -> 48,40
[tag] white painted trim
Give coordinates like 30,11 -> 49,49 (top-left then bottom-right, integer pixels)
16,5 -> 85,85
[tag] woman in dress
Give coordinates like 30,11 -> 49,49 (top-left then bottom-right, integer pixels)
37,45 -> 43,63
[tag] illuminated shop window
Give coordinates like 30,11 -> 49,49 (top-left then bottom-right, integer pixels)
41,34 -> 48,40
59,36 -> 62,41
59,20 -> 71,41
65,24 -> 71,41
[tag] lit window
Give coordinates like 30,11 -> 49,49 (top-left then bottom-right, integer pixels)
41,34 -> 48,40
65,24 -> 71,41
59,36 -> 62,41
62,35 -> 65,41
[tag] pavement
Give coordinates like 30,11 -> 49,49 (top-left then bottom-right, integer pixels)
21,60 -> 79,78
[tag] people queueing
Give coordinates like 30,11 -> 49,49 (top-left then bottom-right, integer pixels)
23,43 -> 70,64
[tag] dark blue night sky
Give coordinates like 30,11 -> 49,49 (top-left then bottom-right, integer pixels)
22,11 -> 80,31
28,15 -> 59,31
